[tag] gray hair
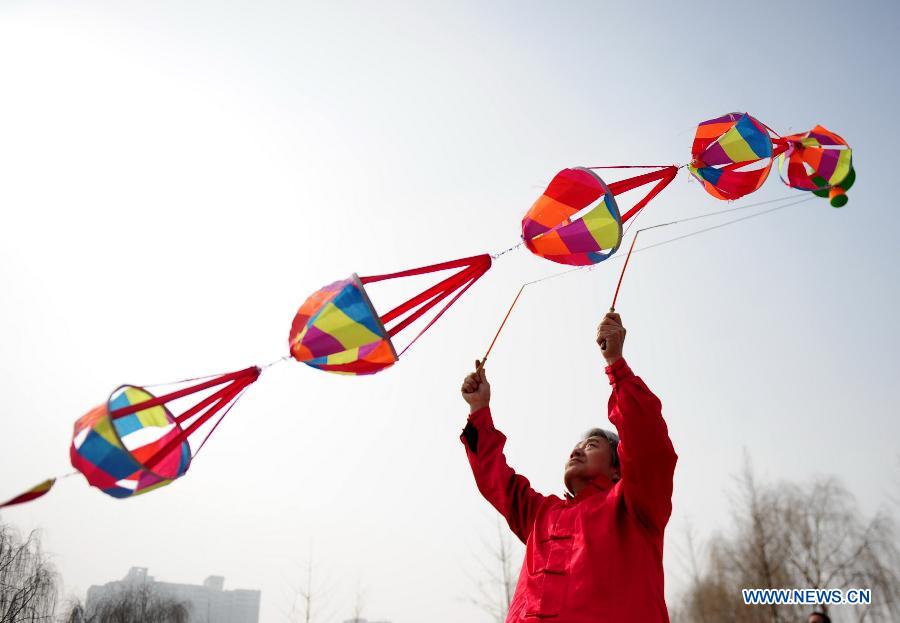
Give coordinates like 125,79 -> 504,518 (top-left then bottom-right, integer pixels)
584,428 -> 620,468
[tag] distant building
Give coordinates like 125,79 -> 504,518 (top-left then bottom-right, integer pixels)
86,567 -> 261,623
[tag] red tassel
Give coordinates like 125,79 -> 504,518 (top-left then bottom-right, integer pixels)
109,366 -> 261,471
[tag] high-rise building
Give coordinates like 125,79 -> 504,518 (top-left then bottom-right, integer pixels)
86,567 -> 261,623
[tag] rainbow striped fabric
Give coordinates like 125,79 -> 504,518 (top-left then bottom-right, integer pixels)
70,387 -> 191,499
522,168 -> 622,266
779,125 -> 852,191
689,112 -> 774,200
289,275 -> 398,375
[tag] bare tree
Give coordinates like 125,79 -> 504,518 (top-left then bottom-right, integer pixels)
672,523 -> 733,623
298,557 -> 314,623
347,580 -> 365,623
672,461 -> 900,623
62,601 -> 89,623
63,583 -> 190,623
467,519 -> 522,623
284,546 -> 338,623
890,455 -> 900,515
0,523 -> 57,623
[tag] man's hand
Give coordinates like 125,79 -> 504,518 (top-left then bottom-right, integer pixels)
596,312 -> 626,365
461,360 -> 491,413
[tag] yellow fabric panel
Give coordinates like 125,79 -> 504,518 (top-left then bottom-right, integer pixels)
830,149 -> 852,185
800,136 -> 821,148
325,346 -> 362,365
123,387 -> 170,429
313,302 -> 382,349
718,125 -> 759,163
132,478 -> 174,497
136,406 -> 170,428
582,201 -> 621,249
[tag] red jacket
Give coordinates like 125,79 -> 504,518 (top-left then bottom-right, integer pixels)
461,358 -> 677,622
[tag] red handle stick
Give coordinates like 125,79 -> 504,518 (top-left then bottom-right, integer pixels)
478,284 -> 526,370
601,220 -> 679,348
610,231 -> 641,313
601,230 -> 643,351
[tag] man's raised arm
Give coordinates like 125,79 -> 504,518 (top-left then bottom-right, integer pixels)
460,362 -> 547,544
597,314 -> 678,533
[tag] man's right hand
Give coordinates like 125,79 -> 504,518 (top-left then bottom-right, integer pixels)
461,360 -> 491,412
597,312 -> 626,366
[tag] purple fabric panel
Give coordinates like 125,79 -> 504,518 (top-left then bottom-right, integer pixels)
522,217 -> 551,239
322,278 -> 352,295
701,112 -> 740,126
301,324 -> 347,358
557,218 -> 601,254
701,141 -> 730,166
357,340 -> 383,359
136,470 -> 166,491
815,149 -> 839,181
808,130 -> 842,146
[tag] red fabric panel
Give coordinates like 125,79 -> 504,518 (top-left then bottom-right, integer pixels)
542,168 -> 605,208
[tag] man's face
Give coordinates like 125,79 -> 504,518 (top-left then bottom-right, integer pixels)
564,435 -> 618,493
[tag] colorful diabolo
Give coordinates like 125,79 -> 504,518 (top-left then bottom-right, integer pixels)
70,386 -> 191,499
689,112 -> 775,201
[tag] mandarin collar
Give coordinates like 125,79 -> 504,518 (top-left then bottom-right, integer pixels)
565,474 -> 615,503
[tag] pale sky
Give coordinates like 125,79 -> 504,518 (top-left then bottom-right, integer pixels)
1,2 -> 898,622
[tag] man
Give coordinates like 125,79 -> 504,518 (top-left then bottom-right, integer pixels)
808,612 -> 831,623
460,312 -> 677,622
